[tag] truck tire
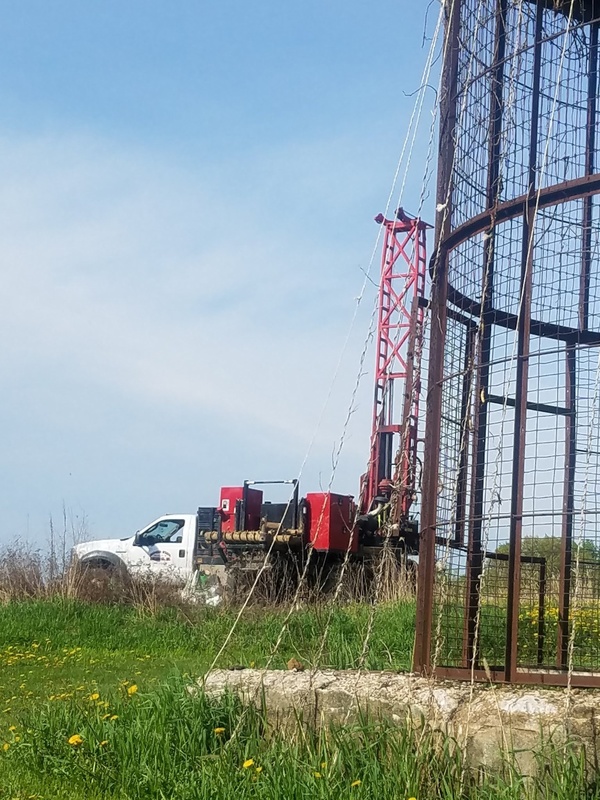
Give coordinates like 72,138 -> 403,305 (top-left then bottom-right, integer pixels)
77,553 -> 127,578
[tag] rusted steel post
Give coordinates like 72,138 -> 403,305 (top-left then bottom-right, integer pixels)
413,0 -> 461,675
537,559 -> 547,667
578,21 -> 598,333
505,0 -> 544,683
557,346 -> 577,668
454,324 -> 476,547
463,0 -> 507,670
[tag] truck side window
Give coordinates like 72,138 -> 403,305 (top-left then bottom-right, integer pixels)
139,520 -> 185,545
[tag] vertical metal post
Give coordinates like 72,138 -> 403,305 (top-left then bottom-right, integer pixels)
558,346 -> 577,668
579,21 -> 598,333
505,0 -> 544,682
463,0 -> 507,669
454,324 -> 476,545
413,0 -> 461,674
537,559 -> 547,667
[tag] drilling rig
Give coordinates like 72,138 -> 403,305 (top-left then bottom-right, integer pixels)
194,209 -> 430,575
73,209 -> 430,587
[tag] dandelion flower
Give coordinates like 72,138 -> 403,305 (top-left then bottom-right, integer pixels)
8,726 -> 16,732
109,715 -> 118,721
68,734 -> 83,746
321,761 -> 327,769
2,743 -> 9,752
13,736 -> 20,743
89,693 -> 100,701
408,797 -> 417,800
243,758 -> 254,769
351,780 -> 361,787
99,740 -> 109,747
214,727 -> 225,735
255,767 -> 263,774
127,684 -> 138,696
314,772 -> 322,779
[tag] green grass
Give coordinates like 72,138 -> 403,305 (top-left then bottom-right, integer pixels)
0,599 -> 597,799
1,678 -> 597,800
0,598 -> 416,735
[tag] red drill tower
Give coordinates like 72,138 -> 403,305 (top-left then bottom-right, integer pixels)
363,209 -> 428,524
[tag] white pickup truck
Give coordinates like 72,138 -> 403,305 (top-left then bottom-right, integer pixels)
72,513 -> 215,582
71,479 -> 357,589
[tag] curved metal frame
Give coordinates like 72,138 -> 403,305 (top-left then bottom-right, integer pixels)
415,0 -> 600,686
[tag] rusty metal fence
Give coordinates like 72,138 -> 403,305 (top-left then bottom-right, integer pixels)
415,0 -> 600,685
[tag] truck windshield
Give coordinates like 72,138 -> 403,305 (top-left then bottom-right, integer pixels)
138,520 -> 185,545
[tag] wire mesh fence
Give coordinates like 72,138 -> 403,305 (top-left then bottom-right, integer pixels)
416,0 -> 600,685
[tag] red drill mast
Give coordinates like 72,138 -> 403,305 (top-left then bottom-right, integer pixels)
363,209 -> 428,522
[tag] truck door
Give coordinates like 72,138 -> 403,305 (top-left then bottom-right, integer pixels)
135,518 -> 190,580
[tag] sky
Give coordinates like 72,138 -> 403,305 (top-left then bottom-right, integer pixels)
0,1 -> 440,546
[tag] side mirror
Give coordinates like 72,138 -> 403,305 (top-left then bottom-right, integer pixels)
133,532 -> 141,546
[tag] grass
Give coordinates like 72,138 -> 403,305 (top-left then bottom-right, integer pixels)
1,677 -> 598,800
0,598 -> 598,799
0,598 -> 416,705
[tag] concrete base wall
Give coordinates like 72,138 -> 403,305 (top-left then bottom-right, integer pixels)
202,669 -> 600,775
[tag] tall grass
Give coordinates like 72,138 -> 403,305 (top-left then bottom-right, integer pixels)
0,598 -> 416,672
2,680 -> 598,800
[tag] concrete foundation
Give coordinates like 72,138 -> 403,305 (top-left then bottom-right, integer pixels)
201,669 -> 600,775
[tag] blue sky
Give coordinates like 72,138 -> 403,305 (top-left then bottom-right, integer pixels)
1,1 -> 439,545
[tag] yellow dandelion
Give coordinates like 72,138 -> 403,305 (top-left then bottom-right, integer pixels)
99,740 -> 109,747
127,684 -> 138,696
243,758 -> 255,769
75,686 -> 84,691
2,743 -> 9,752
351,779 -> 361,787
314,772 -> 322,779
255,766 -> 263,774
109,715 -> 118,721
102,713 -> 111,720
13,736 -> 20,743
321,761 -> 327,769
408,797 -> 417,800
214,727 -> 225,735
8,726 -> 16,732
89,693 -> 100,701
68,734 -> 83,746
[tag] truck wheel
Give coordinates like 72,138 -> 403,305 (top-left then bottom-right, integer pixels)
81,558 -> 114,571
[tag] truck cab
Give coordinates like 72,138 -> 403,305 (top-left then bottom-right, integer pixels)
72,513 -> 200,581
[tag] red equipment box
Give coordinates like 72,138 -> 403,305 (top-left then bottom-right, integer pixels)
219,486 -> 263,532
305,492 -> 357,553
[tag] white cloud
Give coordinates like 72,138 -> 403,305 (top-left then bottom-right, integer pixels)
0,130 -> 386,541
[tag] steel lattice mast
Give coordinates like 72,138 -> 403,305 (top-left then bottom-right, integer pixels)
363,209 -> 428,521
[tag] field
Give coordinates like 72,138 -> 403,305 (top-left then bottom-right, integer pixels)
0,598 -> 597,799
